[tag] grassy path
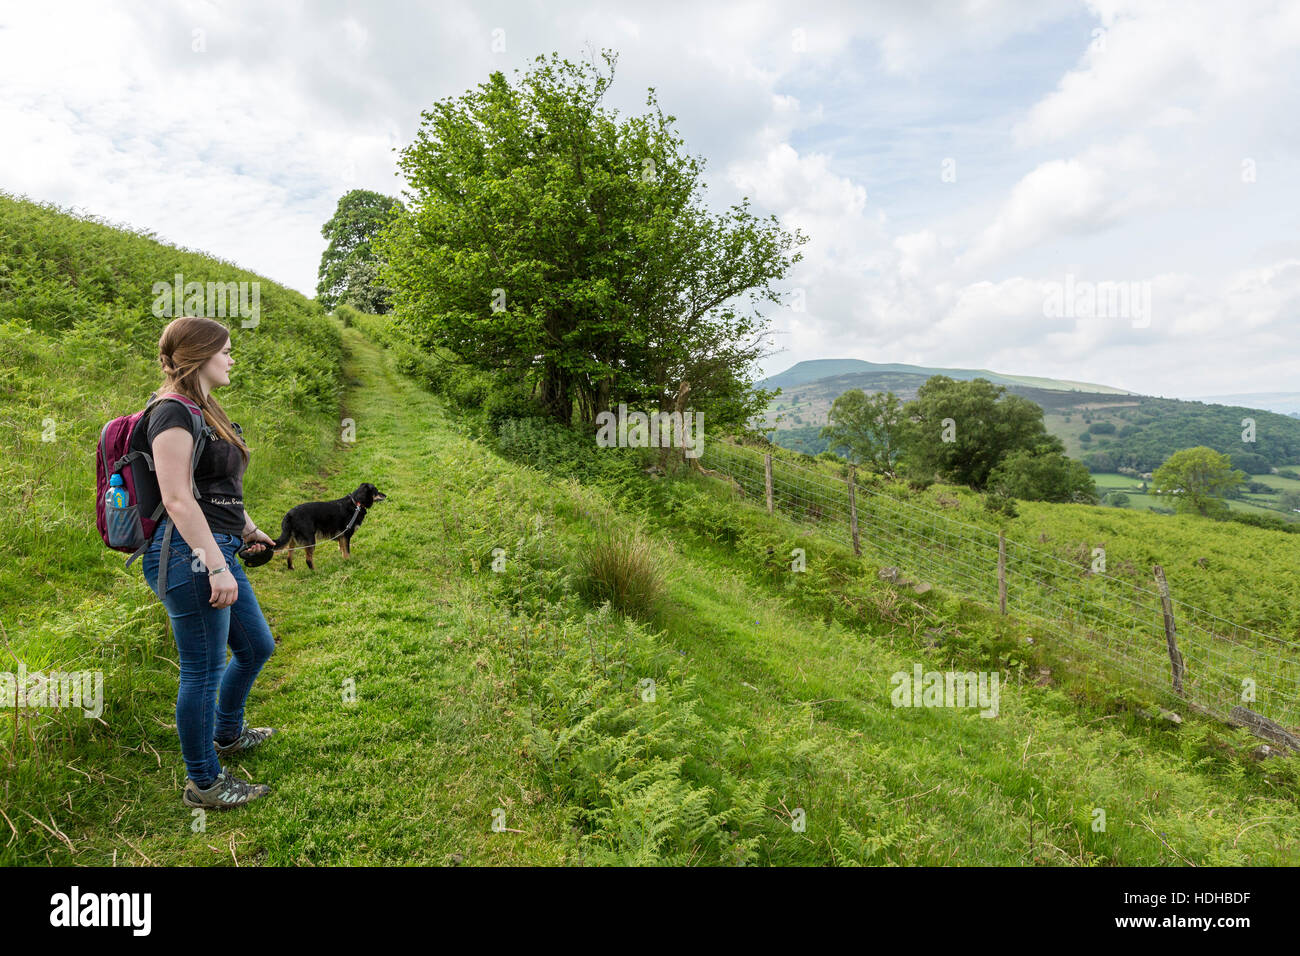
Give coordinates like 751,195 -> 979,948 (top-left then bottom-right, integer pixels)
66,327 -> 572,864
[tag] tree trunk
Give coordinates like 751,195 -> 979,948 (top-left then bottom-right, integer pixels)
668,380 -> 697,473
540,360 -> 572,425
596,375 -> 613,420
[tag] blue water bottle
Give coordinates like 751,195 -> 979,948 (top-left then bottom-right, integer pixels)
107,473 -> 128,509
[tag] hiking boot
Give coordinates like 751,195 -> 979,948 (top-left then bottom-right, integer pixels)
182,770 -> 271,809
214,722 -> 276,757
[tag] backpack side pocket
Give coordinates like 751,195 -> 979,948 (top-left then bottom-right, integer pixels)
106,502 -> 144,549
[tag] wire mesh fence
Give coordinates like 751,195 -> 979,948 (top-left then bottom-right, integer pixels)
698,439 -> 1300,744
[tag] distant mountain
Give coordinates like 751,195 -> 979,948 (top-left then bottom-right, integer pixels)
1193,393 -> 1300,417
757,360 -> 1300,475
757,360 -> 1136,441
758,359 -> 1134,396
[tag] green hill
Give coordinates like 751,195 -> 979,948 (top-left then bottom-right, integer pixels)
4,196 -> 1300,866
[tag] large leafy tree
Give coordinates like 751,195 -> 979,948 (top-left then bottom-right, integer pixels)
987,447 -> 1098,503
317,189 -> 405,311
1152,446 -> 1245,516
900,376 -> 1059,489
819,389 -> 905,475
378,50 -> 806,426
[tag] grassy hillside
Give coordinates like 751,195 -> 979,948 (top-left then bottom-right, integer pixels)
1040,395 -> 1300,476
338,316 -> 1300,863
0,194 -> 345,613
5,204 -> 1300,866
0,195 -> 346,862
695,435 -> 1300,643
1092,471 -> 1300,519
8,312 -> 1300,864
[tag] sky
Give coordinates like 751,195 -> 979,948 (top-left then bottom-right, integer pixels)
2,0 -> 1298,398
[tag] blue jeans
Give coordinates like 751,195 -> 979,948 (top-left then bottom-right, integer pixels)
141,518 -> 275,788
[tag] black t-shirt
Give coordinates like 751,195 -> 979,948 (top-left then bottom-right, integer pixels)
145,400 -> 249,535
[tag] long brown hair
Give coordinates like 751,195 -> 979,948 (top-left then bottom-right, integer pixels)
156,316 -> 250,465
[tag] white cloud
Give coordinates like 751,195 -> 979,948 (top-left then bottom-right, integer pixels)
1017,0 -> 1300,147
961,138 -> 1164,271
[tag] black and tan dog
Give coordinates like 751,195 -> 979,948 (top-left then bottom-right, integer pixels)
272,482 -> 387,570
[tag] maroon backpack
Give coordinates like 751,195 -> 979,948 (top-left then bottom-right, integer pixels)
96,392 -> 213,570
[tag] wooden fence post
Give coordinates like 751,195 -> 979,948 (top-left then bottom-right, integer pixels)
1153,565 -> 1185,696
848,465 -> 861,556
764,454 -> 774,516
997,532 -> 1007,615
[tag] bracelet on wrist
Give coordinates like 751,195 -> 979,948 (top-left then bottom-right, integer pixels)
209,565 -> 230,577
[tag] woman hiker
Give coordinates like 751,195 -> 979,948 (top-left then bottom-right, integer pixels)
141,315 -> 277,809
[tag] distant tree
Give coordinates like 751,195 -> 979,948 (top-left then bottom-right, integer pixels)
1231,451 -> 1271,475
1088,421 -> 1116,434
1152,446 -> 1245,517
317,189 -> 405,311
820,389 -> 904,475
900,376 -> 1058,489
1105,491 -> 1131,507
339,258 -> 394,314
988,447 -> 1098,504
1280,490 -> 1300,512
1083,450 -> 1116,472
1078,431 -> 1092,444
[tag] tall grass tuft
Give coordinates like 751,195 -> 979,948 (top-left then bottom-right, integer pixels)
580,528 -> 665,620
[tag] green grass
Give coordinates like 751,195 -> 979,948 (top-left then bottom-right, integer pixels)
687,446 -> 1300,729
1088,471 -> 1300,519
1091,473 -> 1141,490
5,197 -> 1300,866
1044,409 -> 1133,459
1256,474 -> 1300,494
4,322 -> 1297,864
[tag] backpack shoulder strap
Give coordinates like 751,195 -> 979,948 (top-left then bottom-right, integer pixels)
144,391 -> 212,500
119,394 -> 211,572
